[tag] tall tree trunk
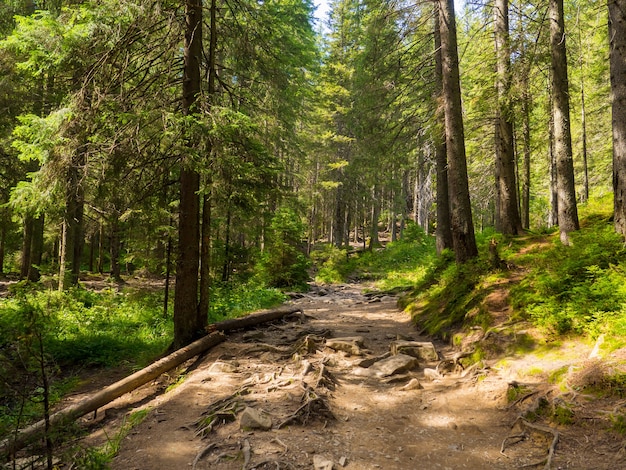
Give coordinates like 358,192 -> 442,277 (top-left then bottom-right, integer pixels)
609,0 -> 626,238
520,79 -> 532,229
333,185 -> 345,248
20,215 -> 34,280
222,205 -> 232,282
199,0 -> 217,319
58,222 -> 67,291
369,185 -> 380,249
548,90 -> 559,227
28,215 -> 44,282
97,222 -> 104,273
549,0 -> 579,244
438,0 -> 478,263
173,0 -> 203,348
199,193 -> 212,318
434,2 -> 453,254
110,217 -> 122,281
494,0 -> 523,235
0,222 -> 5,275
577,5 -> 589,203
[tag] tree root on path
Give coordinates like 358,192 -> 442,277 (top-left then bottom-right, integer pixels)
501,417 -> 559,469
194,386 -> 250,437
277,384 -> 335,428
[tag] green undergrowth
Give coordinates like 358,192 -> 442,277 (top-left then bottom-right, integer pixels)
70,408 -> 150,469
509,203 -> 626,347
0,278 -> 285,442
399,229 -> 510,340
312,223 -> 437,290
401,200 -> 626,351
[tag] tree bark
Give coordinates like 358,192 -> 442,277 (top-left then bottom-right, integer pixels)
520,78 -> 532,229
173,0 -> 204,348
438,0 -> 478,262
28,214 -> 44,282
109,217 -> 122,281
494,0 -> 523,235
549,0 -> 579,244
609,0 -> 626,238
20,215 -> 34,280
434,2 -> 453,254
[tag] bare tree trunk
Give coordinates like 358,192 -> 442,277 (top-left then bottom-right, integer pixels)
58,222 -> 67,291
369,186 -> 380,249
494,0 -> 523,235
548,89 -> 558,227
438,0 -> 478,262
520,79 -> 532,229
549,0 -> 579,244
20,215 -> 33,280
110,217 -> 122,281
434,2 -> 453,254
173,0 -> 203,348
577,5 -> 589,203
609,0 -> 626,238
199,193 -> 212,318
0,222 -> 5,274
28,215 -> 44,282
97,221 -> 104,273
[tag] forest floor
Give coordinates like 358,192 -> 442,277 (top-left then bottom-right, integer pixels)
56,279 -> 626,470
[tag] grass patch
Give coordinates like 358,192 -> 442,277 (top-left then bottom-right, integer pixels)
71,408 -> 150,468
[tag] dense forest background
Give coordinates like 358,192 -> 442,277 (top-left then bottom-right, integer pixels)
0,0 -> 625,342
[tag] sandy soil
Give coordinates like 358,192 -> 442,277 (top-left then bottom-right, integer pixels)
60,283 -> 626,470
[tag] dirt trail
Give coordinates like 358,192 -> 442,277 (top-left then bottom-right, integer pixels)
73,283 -> 623,470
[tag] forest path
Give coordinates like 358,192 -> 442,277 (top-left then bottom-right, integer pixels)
77,283 -> 621,469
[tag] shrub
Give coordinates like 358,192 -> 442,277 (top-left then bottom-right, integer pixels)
256,207 -> 310,289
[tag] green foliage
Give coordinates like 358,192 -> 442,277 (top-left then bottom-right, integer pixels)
255,207 -> 311,289
311,244 -> 356,284
611,413 -> 626,435
0,286 -> 170,369
510,216 -> 626,338
208,280 -> 287,323
311,229 -> 437,290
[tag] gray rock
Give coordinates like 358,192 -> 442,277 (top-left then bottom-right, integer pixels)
356,352 -> 390,368
366,354 -> 419,378
326,336 -> 365,356
390,340 -> 439,361
239,407 -> 272,430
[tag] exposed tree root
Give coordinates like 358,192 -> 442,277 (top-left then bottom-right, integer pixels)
277,385 -> 335,429
194,387 -> 250,437
501,417 -> 559,469
191,443 -> 216,470
314,362 -> 337,390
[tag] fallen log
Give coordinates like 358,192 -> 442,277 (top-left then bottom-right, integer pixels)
1,331 -> 226,459
209,305 -> 304,332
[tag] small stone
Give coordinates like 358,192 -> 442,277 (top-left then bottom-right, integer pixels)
339,456 -> 348,467
356,352 -> 391,368
208,361 -> 238,373
423,368 -> 441,381
313,454 -> 334,470
400,378 -> 423,391
242,330 -> 265,341
390,340 -> 439,361
239,407 -> 272,430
